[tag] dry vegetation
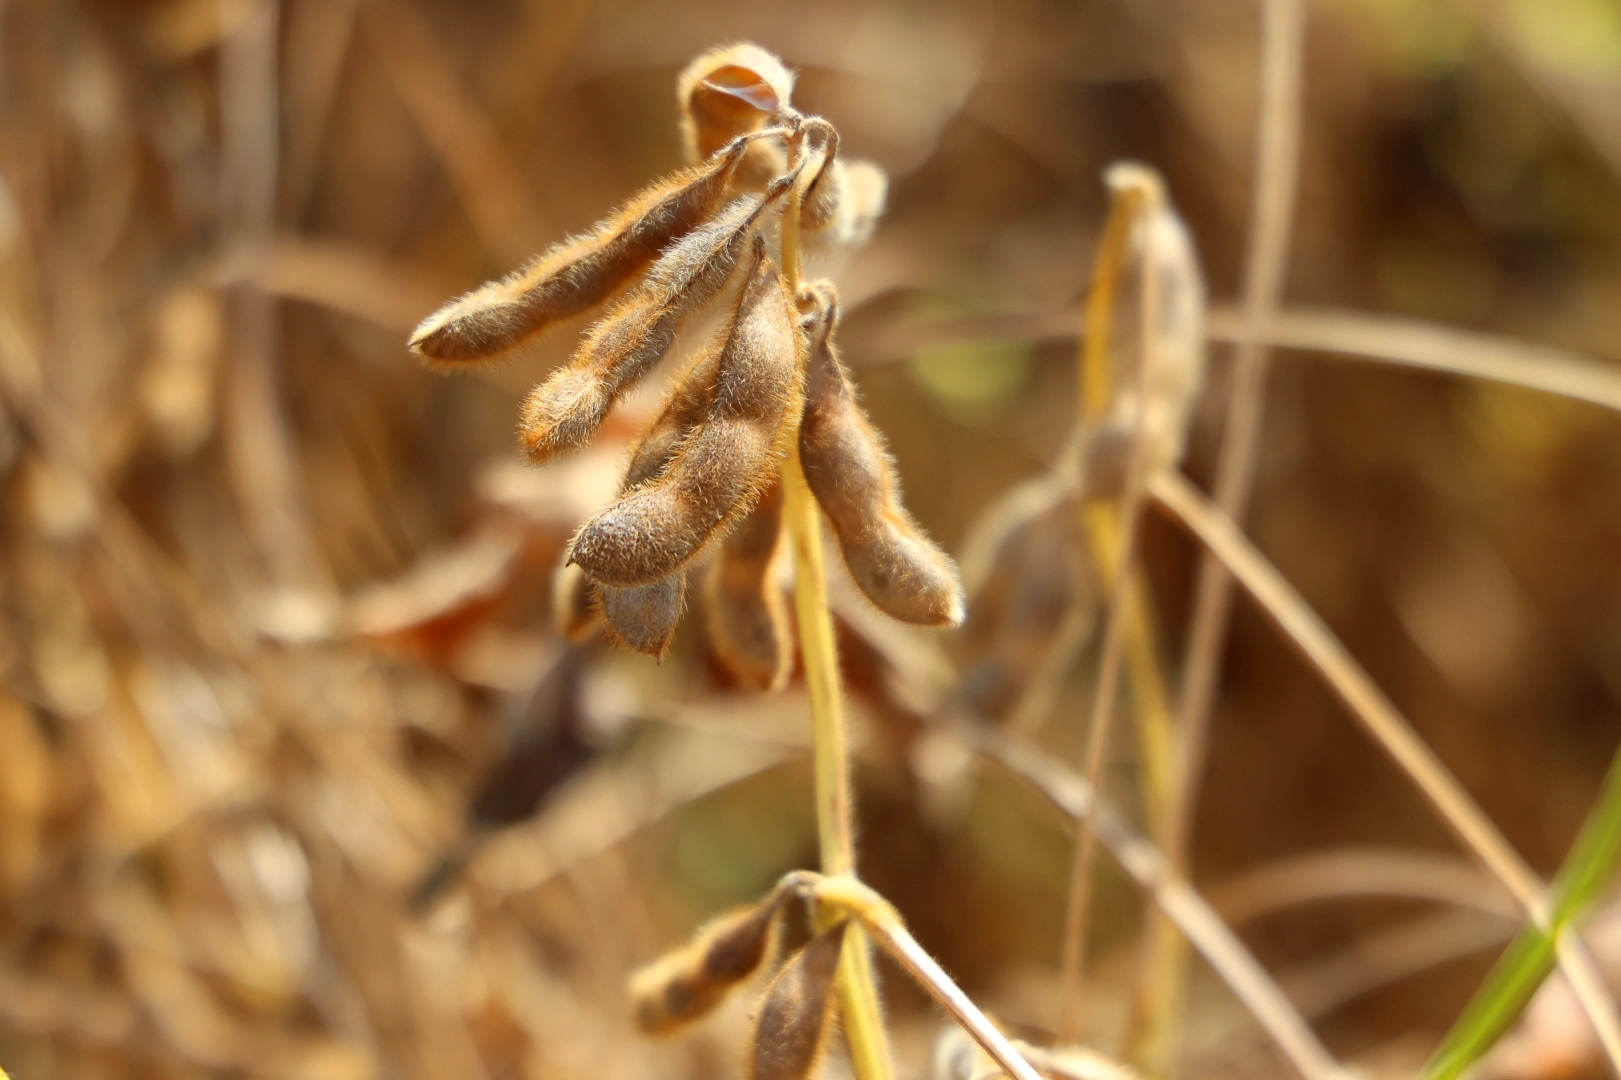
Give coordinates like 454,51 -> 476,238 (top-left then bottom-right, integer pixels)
3,1 -> 1621,1080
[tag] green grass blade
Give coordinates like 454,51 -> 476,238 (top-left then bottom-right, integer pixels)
1420,746 -> 1621,1080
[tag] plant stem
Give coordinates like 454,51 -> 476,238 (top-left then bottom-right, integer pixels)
780,137 -> 896,1080
1058,178 -> 1182,1059
804,873 -> 1045,1080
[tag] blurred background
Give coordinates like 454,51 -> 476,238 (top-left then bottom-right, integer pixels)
2,0 -> 1621,1077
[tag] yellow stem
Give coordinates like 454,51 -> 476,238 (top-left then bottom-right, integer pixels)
1058,181 -> 1183,1067
781,138 -> 895,1080
786,444 -> 853,874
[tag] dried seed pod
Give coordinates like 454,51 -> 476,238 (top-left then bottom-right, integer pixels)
568,236 -> 800,587
956,499 -> 1094,723
1100,162 -> 1205,478
600,574 -> 687,659
553,561 -> 602,642
824,159 -> 888,251
748,922 -> 848,1080
593,349 -> 723,656
630,890 -> 788,1035
409,131 -> 779,367
413,646 -> 596,911
678,43 -> 796,165
797,284 -> 964,627
704,478 -> 791,690
519,176 -> 795,464
623,348 -> 723,489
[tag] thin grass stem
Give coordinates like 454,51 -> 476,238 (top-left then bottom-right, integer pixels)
1059,497 -> 1147,1042
1167,0 -> 1306,888
1156,21 -> 1308,1058
1278,909 -> 1514,1020
1204,306 -> 1621,413
1205,847 -> 1514,924
1059,178 -> 1180,1049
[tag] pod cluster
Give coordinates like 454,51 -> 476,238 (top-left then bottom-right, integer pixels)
410,45 -> 962,676
627,876 -> 848,1080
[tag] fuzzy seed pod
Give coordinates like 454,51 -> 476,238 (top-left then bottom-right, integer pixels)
600,574 -> 687,658
822,159 -> 888,251
552,561 -> 602,642
678,44 -> 796,170
568,236 -> 801,587
624,350 -> 724,488
748,923 -> 847,1080
797,284 -> 965,627
552,351 -> 721,648
956,499 -> 1094,722
630,892 -> 787,1035
409,132 -> 777,367
792,120 -> 887,254
519,177 -> 795,464
704,478 -> 791,690
593,348 -> 727,655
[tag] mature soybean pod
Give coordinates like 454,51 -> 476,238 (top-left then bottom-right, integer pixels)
410,132 -> 776,367
630,891 -> 786,1035
599,574 -> 687,658
591,349 -> 723,656
624,349 -> 723,488
956,500 -> 1093,721
568,237 -> 799,587
703,479 -> 790,691
747,923 -> 847,1080
797,285 -> 964,627
519,175 -> 794,464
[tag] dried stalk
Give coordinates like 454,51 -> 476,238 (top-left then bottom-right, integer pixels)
1206,847 -> 1515,924
791,873 -> 1045,1080
779,142 -> 895,1080
1205,305 -> 1621,413
220,0 -> 329,600
1153,1 -> 1304,1066
1058,178 -> 1166,1042
964,724 -> 1353,1080
362,0 -> 550,264
1167,0 -> 1305,885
